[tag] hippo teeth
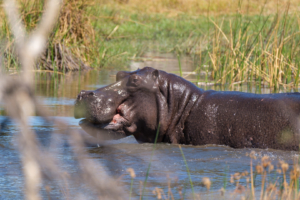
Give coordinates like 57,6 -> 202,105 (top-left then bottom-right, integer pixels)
102,123 -> 123,131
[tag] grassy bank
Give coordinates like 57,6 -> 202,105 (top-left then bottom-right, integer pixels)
1,0 -> 300,89
0,0 -> 94,71
88,0 -> 300,89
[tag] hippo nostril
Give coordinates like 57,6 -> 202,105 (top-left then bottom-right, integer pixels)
80,90 -> 86,96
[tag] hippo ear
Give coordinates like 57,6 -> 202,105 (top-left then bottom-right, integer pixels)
152,70 -> 159,80
116,71 -> 130,81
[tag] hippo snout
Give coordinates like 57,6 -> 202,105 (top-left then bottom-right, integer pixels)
74,85 -> 130,124
74,90 -> 96,119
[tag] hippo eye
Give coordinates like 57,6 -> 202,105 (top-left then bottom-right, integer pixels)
88,92 -> 95,96
131,78 -> 139,85
128,74 -> 141,87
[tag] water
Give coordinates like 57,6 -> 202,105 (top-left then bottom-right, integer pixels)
0,53 -> 299,199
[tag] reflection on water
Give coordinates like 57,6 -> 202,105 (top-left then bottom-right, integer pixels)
0,53 -> 299,199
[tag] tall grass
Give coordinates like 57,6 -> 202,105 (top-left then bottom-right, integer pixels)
203,4 -> 300,90
88,1 -> 300,89
0,0 -> 94,71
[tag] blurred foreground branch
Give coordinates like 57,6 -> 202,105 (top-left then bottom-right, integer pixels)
0,1 -> 125,199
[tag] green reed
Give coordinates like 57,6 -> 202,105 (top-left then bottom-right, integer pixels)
206,7 -> 300,89
141,123 -> 160,200
179,145 -> 195,199
223,165 -> 229,190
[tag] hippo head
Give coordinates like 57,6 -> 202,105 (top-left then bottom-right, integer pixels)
75,67 -> 201,143
74,67 -> 167,142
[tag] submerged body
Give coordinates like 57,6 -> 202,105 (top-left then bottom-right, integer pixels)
75,67 -> 300,150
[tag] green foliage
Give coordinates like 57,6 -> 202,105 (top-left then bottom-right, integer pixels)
89,4 -> 300,88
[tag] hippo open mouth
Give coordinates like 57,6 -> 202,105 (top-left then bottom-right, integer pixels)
74,69 -> 152,140
78,107 -> 126,129
92,104 -> 130,131
75,95 -> 131,138
75,102 -> 131,140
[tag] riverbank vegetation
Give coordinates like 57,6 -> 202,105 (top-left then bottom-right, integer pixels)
2,0 -> 300,89
1,0 -> 94,71
90,0 -> 300,91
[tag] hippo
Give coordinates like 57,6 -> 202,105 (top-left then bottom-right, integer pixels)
74,67 -> 300,150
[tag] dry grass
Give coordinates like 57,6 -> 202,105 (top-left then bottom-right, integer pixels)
227,151 -> 300,200
44,0 -> 95,70
98,0 -> 300,16
123,150 -> 300,200
1,0 -> 95,71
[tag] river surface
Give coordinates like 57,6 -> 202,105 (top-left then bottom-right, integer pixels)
0,53 -> 299,199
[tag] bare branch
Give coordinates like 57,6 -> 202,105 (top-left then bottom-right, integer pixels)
2,1 -> 62,199
3,0 -> 26,50
1,1 -> 126,199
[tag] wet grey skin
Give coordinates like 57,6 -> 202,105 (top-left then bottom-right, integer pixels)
75,67 -> 300,150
